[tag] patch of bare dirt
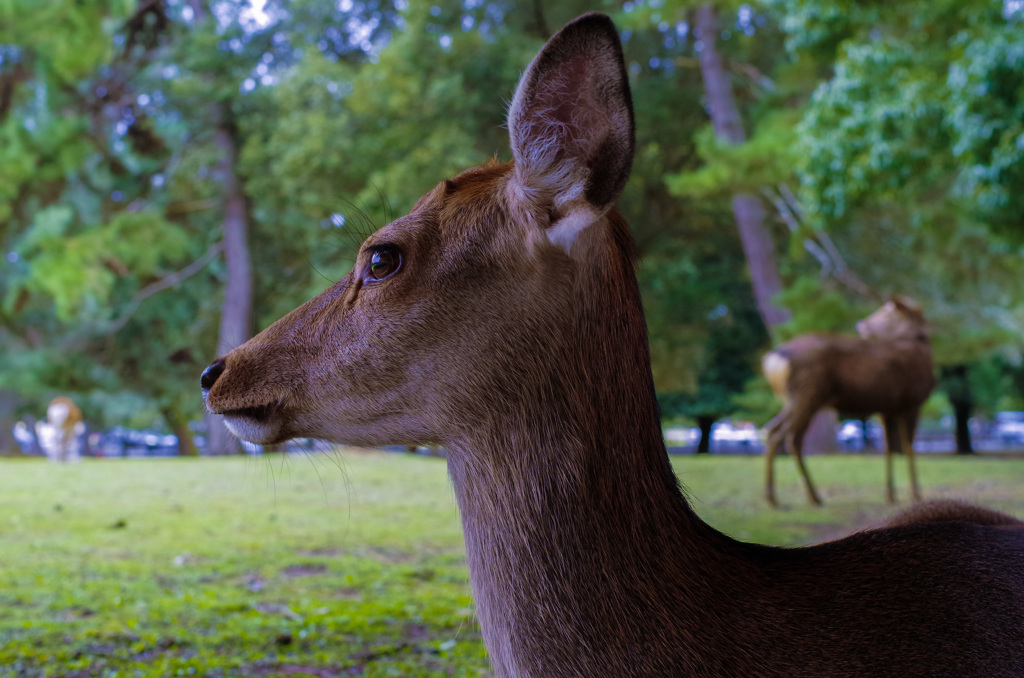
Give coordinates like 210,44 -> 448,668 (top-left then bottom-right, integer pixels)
280,563 -> 329,577
295,547 -> 346,557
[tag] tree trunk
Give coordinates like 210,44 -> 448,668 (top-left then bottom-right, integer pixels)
211,112 -> 253,356
941,364 -> 974,455
204,104 -> 254,455
530,0 -> 549,39
859,416 -> 874,450
695,4 -> 790,330
187,2 -> 253,456
79,421 -> 93,457
0,390 -> 18,456
167,410 -> 199,456
803,409 -> 837,454
696,415 -> 715,454
953,401 -> 974,454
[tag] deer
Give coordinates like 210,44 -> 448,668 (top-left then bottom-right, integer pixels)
35,396 -> 85,463
202,14 -> 1024,677
763,296 -> 936,507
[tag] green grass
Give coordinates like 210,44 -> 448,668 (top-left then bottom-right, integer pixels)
2,450 -> 1023,677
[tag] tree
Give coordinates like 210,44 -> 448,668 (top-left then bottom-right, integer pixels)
17,0 -> 1017,462
626,1 -> 849,450
642,221 -> 768,452
0,0 -> 405,449
771,0 -> 1024,449
178,0 -> 257,454
693,4 -> 791,330
622,2 -> 792,332
0,0 -> 212,439
611,3 -> 773,445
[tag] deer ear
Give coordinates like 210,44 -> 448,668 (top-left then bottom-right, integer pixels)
507,13 -> 635,251
891,295 -> 921,313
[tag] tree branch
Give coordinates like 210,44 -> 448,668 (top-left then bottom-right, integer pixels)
106,240 -> 223,335
764,185 -> 879,299
54,240 -> 224,352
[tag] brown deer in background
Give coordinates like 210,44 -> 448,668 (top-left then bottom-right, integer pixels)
36,396 -> 85,462
763,296 -> 935,506
202,14 -> 1024,677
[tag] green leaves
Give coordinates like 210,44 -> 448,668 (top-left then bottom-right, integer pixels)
9,208 -> 190,323
0,113 -> 92,228
798,38 -> 951,224
947,22 -> 1024,235
763,0 -> 1024,380
0,0 -> 124,82
667,113 -> 802,201
2,0 -> 1022,434
784,0 -> 1024,240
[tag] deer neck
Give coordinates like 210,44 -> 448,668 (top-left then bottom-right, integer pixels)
446,378 -> 715,676
444,219 -> 717,674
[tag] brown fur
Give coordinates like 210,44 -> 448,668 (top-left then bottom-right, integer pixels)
202,14 -> 1024,677
764,297 -> 936,506
884,499 -> 1024,529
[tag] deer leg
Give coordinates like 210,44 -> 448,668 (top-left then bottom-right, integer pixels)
764,410 -> 792,507
765,441 -> 778,507
770,430 -> 782,510
787,430 -> 823,506
883,414 -> 897,503
900,414 -> 921,502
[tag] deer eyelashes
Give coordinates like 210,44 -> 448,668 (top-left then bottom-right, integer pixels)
363,244 -> 403,283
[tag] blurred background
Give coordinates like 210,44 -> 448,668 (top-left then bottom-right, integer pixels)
1,0 -> 1023,458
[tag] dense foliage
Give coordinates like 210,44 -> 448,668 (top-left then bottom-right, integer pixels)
1,0 -> 1023,443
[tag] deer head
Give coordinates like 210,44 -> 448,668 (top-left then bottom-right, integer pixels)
202,13 -> 638,455
855,295 -> 929,340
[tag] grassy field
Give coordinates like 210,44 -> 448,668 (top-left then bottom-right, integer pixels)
2,450 -> 1023,677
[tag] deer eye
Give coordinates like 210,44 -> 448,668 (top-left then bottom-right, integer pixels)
365,246 -> 402,282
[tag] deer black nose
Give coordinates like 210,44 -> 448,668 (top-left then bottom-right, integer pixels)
201,359 -> 226,391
